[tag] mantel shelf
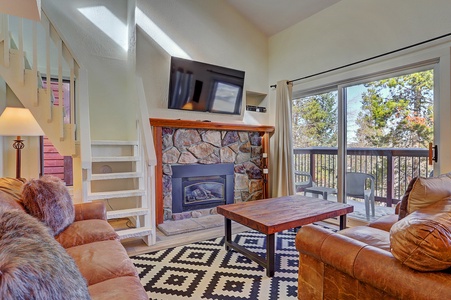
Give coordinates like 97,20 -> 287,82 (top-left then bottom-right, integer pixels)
149,118 -> 274,133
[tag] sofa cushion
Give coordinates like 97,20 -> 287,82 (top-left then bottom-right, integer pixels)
398,176 -> 417,219
340,226 -> 391,251
0,177 -> 26,211
398,175 -> 451,220
0,208 -> 90,300
0,177 -> 25,201
66,240 -> 138,286
56,219 -> 119,248
390,198 -> 451,271
22,175 -> 75,235
88,276 -> 148,300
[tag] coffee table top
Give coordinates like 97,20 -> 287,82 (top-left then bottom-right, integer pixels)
217,195 -> 353,234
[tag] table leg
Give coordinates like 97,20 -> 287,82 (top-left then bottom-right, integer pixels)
225,218 -> 232,250
339,214 -> 347,230
266,233 -> 275,277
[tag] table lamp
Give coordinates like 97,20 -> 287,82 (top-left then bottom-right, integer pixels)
0,107 -> 44,179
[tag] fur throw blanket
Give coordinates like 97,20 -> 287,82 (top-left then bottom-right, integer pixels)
22,175 -> 75,235
0,208 -> 91,299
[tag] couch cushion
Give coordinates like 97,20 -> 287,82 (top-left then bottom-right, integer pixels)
398,175 -> 451,220
22,175 -> 75,235
0,208 -> 90,300
0,177 -> 25,200
340,226 -> 391,251
56,219 -> 119,248
398,176 -> 417,219
66,239 -> 138,286
0,177 -> 26,211
390,198 -> 451,271
368,214 -> 399,232
88,276 -> 148,300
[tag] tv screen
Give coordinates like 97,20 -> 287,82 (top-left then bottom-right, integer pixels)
168,57 -> 245,115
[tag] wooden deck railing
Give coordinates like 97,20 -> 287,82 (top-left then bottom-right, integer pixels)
293,147 -> 432,207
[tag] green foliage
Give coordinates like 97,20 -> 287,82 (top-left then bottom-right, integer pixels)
292,70 -> 434,150
292,92 -> 337,148
357,70 -> 433,148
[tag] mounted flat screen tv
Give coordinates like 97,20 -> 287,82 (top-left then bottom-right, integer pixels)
168,57 -> 245,115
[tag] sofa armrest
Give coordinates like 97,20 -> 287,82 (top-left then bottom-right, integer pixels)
296,224 -> 451,300
74,202 -> 107,221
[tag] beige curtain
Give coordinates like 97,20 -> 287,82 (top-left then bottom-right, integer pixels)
271,80 -> 295,197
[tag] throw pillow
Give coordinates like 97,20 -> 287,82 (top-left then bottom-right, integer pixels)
398,175 -> 451,220
22,175 -> 75,235
398,176 -> 417,220
0,208 -> 91,300
390,198 -> 451,271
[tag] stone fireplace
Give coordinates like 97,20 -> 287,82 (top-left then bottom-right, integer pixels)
150,118 -> 274,224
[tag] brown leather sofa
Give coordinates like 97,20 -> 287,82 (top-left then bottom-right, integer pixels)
0,177 -> 147,300
295,176 -> 451,299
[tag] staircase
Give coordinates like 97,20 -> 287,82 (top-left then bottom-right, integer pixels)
88,140 -> 152,245
0,13 -> 78,157
0,9 -> 156,245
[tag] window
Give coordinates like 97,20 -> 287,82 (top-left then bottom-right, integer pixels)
41,78 -> 73,186
292,66 -> 435,210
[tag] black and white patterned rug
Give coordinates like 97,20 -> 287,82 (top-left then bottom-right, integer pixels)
132,223 -> 338,300
132,229 -> 300,300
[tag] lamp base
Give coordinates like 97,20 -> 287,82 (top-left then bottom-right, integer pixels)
13,136 -> 24,179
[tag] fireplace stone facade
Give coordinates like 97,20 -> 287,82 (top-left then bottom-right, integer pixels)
161,127 -> 264,220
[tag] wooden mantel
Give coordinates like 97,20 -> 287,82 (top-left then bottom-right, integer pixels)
149,118 -> 275,134
150,118 -> 275,224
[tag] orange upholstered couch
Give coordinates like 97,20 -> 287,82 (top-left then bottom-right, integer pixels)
295,175 -> 451,299
0,177 -> 147,300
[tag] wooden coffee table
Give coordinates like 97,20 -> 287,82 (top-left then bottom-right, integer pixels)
216,195 -> 353,277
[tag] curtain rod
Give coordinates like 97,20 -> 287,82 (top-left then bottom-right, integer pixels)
270,32 -> 451,89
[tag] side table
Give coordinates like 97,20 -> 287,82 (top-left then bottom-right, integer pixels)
304,186 -> 337,200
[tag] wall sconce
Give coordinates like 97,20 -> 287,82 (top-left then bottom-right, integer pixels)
0,107 -> 44,179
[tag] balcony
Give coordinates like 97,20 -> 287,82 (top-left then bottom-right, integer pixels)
293,147 -> 432,222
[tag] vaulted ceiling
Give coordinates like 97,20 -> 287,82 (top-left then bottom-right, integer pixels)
226,0 -> 341,36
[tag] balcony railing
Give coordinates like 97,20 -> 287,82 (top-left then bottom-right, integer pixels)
293,147 -> 432,207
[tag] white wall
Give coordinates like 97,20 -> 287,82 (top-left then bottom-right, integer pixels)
136,0 -> 269,124
269,0 -> 451,84
44,0 -> 137,141
268,0 -> 451,173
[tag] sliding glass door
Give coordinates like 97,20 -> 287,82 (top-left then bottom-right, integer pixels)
338,67 -> 436,219
292,90 -> 338,194
293,64 -> 438,221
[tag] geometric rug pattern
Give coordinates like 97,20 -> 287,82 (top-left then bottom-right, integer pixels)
132,230 -> 298,300
132,229 -> 300,300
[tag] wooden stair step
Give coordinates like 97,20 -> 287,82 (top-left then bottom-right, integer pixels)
92,156 -> 138,162
87,189 -> 145,201
116,227 -> 153,240
91,172 -> 142,180
91,140 -> 138,146
107,208 -> 149,219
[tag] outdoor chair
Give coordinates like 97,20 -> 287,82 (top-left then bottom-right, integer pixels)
295,171 -> 314,193
346,172 -> 375,220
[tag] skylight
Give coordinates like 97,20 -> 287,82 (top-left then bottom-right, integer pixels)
135,7 -> 191,59
78,6 -> 128,52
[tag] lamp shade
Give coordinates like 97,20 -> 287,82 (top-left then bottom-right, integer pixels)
0,107 -> 44,136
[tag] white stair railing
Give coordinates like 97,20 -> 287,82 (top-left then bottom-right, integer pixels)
0,9 -> 91,203
136,76 -> 157,245
0,11 -> 80,156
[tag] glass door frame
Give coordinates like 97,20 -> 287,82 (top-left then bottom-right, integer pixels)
335,61 -> 439,204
